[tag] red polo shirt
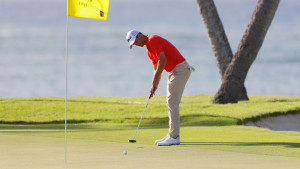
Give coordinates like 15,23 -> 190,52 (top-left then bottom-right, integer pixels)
146,35 -> 185,72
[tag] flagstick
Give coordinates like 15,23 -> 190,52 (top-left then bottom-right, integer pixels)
65,15 -> 69,168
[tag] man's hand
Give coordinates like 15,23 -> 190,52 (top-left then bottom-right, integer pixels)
150,78 -> 159,97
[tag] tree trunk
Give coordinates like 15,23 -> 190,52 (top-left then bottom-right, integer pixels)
212,0 -> 280,104
196,0 -> 249,102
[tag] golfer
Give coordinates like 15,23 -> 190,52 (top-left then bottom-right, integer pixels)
126,29 -> 194,146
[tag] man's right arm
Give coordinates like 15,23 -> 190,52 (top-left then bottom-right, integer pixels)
153,64 -> 157,73
150,52 -> 166,97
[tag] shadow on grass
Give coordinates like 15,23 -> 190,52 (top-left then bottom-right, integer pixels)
0,114 -> 240,134
0,121 -> 169,132
0,114 -> 239,133
180,142 -> 300,148
0,114 -> 241,126
0,124 -> 134,131
0,119 -> 111,125
138,114 -> 241,126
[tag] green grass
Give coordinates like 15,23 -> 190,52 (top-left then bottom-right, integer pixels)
1,95 -> 300,125
1,95 -> 300,158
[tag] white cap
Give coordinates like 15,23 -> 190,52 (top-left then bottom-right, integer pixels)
126,29 -> 140,49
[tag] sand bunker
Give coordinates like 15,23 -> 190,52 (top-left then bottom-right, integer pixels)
244,113 -> 300,132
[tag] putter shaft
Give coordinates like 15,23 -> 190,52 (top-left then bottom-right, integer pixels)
131,94 -> 152,140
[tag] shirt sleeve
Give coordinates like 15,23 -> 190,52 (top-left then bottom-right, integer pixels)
147,51 -> 158,65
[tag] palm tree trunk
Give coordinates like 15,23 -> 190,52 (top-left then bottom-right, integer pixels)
196,0 -> 249,102
212,0 -> 280,103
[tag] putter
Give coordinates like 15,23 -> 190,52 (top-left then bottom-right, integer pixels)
129,93 -> 152,143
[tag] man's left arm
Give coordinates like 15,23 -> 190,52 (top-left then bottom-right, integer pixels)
150,52 -> 166,97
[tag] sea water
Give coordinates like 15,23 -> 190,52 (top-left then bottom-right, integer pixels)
0,0 -> 299,97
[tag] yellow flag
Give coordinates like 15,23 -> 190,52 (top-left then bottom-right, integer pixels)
67,0 -> 109,20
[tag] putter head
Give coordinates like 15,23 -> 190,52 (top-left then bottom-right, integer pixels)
128,140 -> 136,143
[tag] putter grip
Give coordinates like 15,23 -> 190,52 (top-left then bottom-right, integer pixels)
149,93 -> 153,99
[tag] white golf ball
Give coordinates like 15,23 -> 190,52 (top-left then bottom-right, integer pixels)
123,150 -> 127,155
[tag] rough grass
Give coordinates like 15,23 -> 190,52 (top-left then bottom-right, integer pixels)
1,95 -> 300,125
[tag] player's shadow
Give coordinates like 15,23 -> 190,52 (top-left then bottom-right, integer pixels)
180,142 -> 300,148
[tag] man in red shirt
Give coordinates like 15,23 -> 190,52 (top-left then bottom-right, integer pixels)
126,29 -> 194,146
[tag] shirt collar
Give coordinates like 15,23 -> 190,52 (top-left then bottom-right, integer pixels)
146,35 -> 150,46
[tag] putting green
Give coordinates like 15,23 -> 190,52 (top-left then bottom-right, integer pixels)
1,134 -> 300,169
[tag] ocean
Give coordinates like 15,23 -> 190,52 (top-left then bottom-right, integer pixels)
0,0 -> 299,97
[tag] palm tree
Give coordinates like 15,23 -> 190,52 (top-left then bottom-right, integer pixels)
212,0 -> 280,103
196,0 -> 249,102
